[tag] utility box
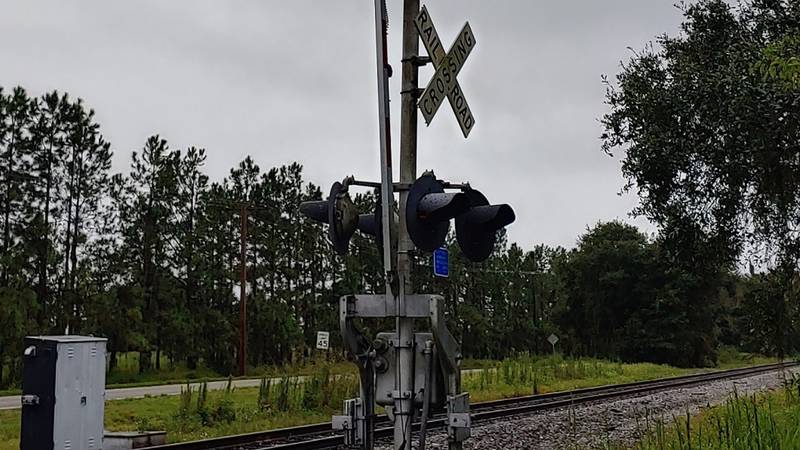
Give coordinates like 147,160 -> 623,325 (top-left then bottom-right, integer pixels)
20,335 -> 107,450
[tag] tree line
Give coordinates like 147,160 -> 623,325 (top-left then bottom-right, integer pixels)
0,83 -> 794,389
601,0 -> 800,360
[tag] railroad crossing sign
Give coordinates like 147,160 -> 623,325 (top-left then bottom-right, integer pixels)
415,5 -> 476,138
316,331 -> 330,350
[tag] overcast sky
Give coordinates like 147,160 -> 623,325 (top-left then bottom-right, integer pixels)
0,1 -> 685,250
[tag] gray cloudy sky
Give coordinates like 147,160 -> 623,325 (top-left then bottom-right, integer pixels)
0,1 -> 685,250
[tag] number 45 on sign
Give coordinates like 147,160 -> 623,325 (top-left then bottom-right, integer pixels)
316,331 -> 330,350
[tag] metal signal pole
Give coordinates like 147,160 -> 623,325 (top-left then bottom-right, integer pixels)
374,1 -> 394,448
394,0 -> 420,448
321,3 -> 490,448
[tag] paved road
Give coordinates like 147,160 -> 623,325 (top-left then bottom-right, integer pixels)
0,368 -> 484,410
0,377 -> 280,410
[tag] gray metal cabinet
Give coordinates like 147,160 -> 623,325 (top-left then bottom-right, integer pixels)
21,335 -> 107,450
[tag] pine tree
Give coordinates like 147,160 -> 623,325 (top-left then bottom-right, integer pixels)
26,91 -> 69,330
58,99 -> 112,333
122,136 -> 180,372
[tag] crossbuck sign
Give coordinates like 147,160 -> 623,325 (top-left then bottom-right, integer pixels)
415,5 -> 476,138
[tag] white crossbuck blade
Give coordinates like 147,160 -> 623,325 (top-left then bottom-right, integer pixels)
415,5 -> 476,138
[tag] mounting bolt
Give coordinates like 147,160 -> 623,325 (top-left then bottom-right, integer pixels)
374,356 -> 389,374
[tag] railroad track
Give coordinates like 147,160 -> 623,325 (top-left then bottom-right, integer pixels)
146,361 -> 797,450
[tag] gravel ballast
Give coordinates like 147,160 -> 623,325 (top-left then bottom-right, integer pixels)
377,367 -> 799,450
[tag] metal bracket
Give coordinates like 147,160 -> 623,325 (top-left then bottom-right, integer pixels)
391,390 -> 413,400
430,295 -> 470,449
340,177 -> 412,192
399,87 -> 426,98
332,415 -> 352,430
332,398 -> 366,447
447,393 -> 471,443
429,295 -> 462,388
402,55 -> 432,66
390,338 -> 414,349
449,413 -> 471,428
442,181 -> 471,190
342,294 -> 436,318
337,299 -> 376,449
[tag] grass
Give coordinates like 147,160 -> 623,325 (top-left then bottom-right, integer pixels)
463,356 -> 690,402
610,372 -> 800,449
0,369 -> 360,449
0,353 -> 356,396
104,352 -> 358,388
462,350 -> 775,403
0,352 -> 777,449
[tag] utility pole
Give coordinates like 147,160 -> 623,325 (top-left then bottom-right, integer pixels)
395,0 -> 420,448
239,203 -> 248,376
207,200 -> 269,377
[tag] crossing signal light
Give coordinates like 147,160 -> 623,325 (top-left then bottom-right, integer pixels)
299,182 -> 384,255
405,173 -> 515,262
303,176 -> 515,262
299,182 -> 359,255
455,189 -> 515,262
406,173 -> 470,252
356,193 -> 383,252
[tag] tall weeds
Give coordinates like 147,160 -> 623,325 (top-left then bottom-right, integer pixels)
628,373 -> 800,449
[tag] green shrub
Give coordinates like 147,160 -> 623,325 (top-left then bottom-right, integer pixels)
178,383 -> 193,418
211,391 -> 236,424
276,377 -> 291,412
258,376 -> 271,411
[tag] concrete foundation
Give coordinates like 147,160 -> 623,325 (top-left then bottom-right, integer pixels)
104,431 -> 167,449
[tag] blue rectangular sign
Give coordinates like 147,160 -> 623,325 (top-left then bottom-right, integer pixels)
433,247 -> 449,278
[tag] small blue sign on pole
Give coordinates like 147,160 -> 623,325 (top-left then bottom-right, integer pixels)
433,247 -> 449,278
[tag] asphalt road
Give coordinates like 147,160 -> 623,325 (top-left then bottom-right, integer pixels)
0,369 -> 484,410
0,377 -> 275,410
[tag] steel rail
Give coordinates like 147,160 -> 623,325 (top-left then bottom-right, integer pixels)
146,361 -> 797,450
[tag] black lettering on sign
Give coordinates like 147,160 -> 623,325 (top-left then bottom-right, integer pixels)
435,77 -> 445,96
463,29 -> 474,47
417,9 -> 429,25
448,55 -> 458,75
430,86 -> 440,105
442,64 -> 451,85
459,104 -> 469,121
422,25 -> 435,46
450,85 -> 465,110
415,15 -> 476,134
421,97 -> 432,116
464,114 -> 474,129
456,41 -> 467,63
